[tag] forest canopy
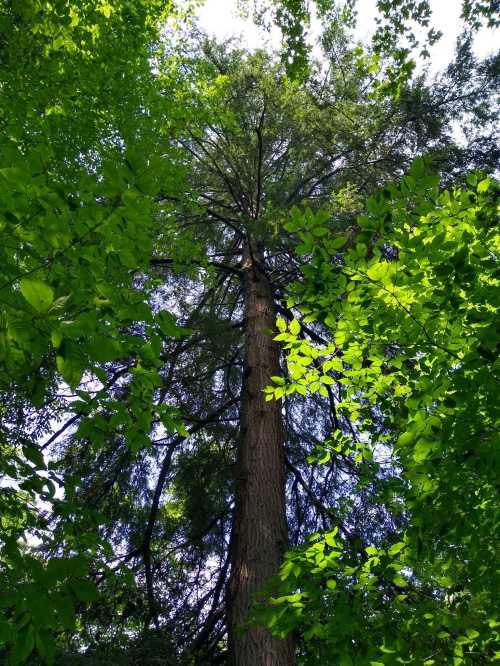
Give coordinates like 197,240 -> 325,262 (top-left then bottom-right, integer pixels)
0,1 -> 498,664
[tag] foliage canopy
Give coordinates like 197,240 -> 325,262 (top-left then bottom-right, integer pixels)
0,0 -> 498,664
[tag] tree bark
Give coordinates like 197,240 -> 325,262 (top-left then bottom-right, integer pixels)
228,237 -> 295,666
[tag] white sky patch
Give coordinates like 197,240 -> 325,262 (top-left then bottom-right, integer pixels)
196,0 -> 499,73
196,0 -> 281,47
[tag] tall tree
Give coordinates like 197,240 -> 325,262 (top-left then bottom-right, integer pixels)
228,237 -> 295,664
170,37 -> 498,663
172,41 -> 446,664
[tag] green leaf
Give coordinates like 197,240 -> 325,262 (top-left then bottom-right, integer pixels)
71,580 -> 98,603
12,624 -> 35,664
466,629 -> 480,639
23,444 -> 45,469
410,156 -> 425,177
324,528 -> 339,546
392,575 -> 407,587
52,594 -> 75,630
290,319 -> 301,335
56,355 -> 84,390
396,431 -> 414,447
324,357 -> 343,372
276,317 -> 287,332
413,439 -> 434,463
477,177 -> 490,193
87,336 -> 121,363
366,262 -> 388,281
20,278 -> 54,313
35,627 -> 56,663
331,234 -> 348,249
51,329 -> 63,349
388,541 -> 406,556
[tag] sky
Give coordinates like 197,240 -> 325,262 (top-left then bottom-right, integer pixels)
196,0 -> 499,75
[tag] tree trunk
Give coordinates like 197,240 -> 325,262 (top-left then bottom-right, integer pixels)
228,237 -> 295,666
